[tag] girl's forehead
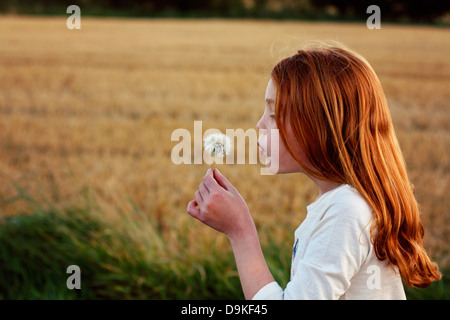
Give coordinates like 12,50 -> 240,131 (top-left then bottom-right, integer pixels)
265,79 -> 277,107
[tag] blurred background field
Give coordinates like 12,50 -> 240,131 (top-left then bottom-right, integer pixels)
0,15 -> 449,299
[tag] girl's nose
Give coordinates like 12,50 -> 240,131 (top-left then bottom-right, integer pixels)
256,116 -> 263,131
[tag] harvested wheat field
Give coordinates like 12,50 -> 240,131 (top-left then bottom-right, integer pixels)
0,16 -> 448,299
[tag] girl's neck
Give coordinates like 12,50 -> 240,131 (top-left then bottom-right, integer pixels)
309,175 -> 343,200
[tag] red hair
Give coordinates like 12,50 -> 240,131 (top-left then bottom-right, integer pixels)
271,45 -> 441,288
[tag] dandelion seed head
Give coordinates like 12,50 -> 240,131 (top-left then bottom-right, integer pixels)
204,133 -> 231,158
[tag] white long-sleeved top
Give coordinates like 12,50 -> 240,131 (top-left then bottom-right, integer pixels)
252,184 -> 406,300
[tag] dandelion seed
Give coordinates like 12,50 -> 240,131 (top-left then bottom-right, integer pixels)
204,133 -> 231,170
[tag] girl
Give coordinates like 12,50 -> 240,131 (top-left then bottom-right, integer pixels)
186,44 -> 441,299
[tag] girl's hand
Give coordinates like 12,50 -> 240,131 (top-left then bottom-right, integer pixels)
187,169 -> 255,240
187,169 -> 275,300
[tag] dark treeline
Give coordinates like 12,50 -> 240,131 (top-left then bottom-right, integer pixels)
1,0 -> 449,24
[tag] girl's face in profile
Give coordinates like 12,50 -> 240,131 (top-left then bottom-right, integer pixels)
257,78 -> 308,175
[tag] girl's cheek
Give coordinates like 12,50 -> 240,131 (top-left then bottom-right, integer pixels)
266,131 -> 273,157
266,128 -> 279,157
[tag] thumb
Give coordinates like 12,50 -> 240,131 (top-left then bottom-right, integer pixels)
213,169 -> 233,191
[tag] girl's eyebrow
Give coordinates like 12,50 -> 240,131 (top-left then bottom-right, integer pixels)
265,98 -> 274,105
265,98 -> 275,112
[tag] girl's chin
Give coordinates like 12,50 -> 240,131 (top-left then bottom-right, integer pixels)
264,159 -> 301,175
263,158 -> 281,174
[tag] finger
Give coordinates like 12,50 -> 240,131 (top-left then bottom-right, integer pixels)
194,190 -> 203,205
213,169 -> 233,191
199,181 -> 210,195
187,200 -> 201,219
203,168 -> 219,191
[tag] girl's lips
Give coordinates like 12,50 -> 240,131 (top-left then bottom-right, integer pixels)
257,141 -> 263,150
257,141 -> 266,157
259,146 -> 266,157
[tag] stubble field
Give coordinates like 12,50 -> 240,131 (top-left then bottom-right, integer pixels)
0,16 -> 448,299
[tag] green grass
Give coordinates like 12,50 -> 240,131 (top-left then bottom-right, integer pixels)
404,273 -> 450,300
0,187 -> 447,299
0,187 -> 245,299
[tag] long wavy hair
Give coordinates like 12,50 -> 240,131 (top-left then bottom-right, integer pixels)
271,44 -> 441,288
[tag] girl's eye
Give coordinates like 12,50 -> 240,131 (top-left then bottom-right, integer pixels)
270,114 -> 275,118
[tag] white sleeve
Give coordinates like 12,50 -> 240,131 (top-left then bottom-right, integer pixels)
252,281 -> 284,300
254,202 -> 371,300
